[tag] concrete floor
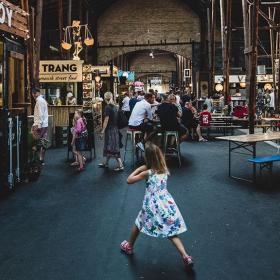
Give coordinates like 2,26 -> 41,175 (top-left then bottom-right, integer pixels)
0,139 -> 280,280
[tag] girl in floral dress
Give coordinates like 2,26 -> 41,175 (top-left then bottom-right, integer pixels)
120,142 -> 194,268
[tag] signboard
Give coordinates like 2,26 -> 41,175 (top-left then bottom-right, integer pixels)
0,1 -> 29,38
184,69 -> 191,78
91,66 -> 118,77
39,60 -> 84,83
215,75 -> 274,83
150,77 -> 162,86
118,70 -> 135,82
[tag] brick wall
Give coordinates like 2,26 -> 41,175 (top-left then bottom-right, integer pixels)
129,51 -> 176,81
97,0 -> 200,64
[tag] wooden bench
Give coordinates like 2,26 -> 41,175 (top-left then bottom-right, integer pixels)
255,124 -> 271,133
248,155 -> 280,176
202,118 -> 242,136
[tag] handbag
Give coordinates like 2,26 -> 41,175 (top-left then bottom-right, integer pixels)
80,129 -> 88,138
117,110 -> 128,129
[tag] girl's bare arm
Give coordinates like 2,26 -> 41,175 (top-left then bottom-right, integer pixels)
127,165 -> 149,184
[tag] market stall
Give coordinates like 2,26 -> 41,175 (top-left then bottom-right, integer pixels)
39,61 -> 107,147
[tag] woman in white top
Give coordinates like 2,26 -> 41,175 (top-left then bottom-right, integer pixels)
66,92 -> 77,105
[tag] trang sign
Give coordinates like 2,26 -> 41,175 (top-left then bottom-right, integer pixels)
0,3 -> 13,27
39,61 -> 84,83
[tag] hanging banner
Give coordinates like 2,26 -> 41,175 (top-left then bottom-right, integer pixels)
91,66 -> 118,77
275,59 -> 279,83
39,60 -> 84,83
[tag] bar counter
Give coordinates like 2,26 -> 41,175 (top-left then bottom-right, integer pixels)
48,105 -> 83,127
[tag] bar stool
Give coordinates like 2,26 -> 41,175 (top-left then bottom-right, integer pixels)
163,131 -> 181,167
123,129 -> 143,166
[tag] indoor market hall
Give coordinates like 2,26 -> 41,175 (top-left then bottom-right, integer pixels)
0,0 -> 280,280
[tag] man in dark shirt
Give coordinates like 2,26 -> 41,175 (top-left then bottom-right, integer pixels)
181,102 -> 207,142
129,91 -> 139,112
157,94 -> 188,141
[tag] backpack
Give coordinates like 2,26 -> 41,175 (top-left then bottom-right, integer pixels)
117,110 -> 128,129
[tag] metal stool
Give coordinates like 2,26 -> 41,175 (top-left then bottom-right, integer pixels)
163,131 -> 181,167
123,129 -> 142,166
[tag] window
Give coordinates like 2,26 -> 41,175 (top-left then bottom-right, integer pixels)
8,52 -> 25,108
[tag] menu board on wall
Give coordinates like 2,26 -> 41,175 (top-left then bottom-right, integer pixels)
82,64 -> 93,107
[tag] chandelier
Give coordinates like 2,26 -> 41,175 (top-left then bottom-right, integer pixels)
61,20 -> 94,60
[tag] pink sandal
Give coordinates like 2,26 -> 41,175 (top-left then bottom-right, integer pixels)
120,240 -> 133,255
77,166 -> 85,172
183,255 -> 194,268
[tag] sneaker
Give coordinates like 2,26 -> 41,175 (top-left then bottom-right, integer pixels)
40,160 -> 45,166
83,156 -> 87,164
136,142 -> 145,152
183,255 -> 194,269
98,163 -> 109,168
114,166 -> 124,172
120,240 -> 133,255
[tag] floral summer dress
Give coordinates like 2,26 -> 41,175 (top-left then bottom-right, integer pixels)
135,170 -> 187,238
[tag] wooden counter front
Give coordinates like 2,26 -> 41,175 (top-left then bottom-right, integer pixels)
48,105 -> 83,127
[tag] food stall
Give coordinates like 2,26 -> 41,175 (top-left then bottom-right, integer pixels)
0,1 -> 29,190
39,60 -> 84,146
39,61 -> 110,146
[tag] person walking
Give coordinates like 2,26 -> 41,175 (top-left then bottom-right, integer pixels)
120,142 -> 194,269
99,92 -> 124,171
31,87 -> 49,165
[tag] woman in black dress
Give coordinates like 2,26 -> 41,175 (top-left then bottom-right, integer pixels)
99,92 -> 124,171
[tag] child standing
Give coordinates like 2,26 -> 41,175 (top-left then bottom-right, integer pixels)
70,116 -> 79,166
200,104 -> 212,127
71,110 -> 87,171
120,142 -> 194,268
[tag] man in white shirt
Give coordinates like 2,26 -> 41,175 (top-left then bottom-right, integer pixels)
122,92 -> 131,119
269,90 -> 275,115
32,88 -> 49,164
175,91 -> 181,105
128,92 -> 155,150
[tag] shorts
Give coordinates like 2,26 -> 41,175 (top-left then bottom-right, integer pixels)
129,120 -> 154,134
32,126 -> 48,140
178,124 -> 188,136
75,137 -> 86,151
188,121 -> 198,130
38,127 -> 48,139
162,123 -> 187,137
